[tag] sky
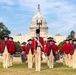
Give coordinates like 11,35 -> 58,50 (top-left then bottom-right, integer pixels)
0,0 -> 76,36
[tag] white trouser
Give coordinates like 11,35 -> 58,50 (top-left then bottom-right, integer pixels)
28,50 -> 33,68
9,55 -> 13,66
48,50 -> 54,68
65,54 -> 68,66
65,54 -> 73,67
35,47 -> 41,71
73,50 -> 76,68
46,56 -> 49,67
68,54 -> 73,67
63,53 -> 66,65
3,46 -> 10,68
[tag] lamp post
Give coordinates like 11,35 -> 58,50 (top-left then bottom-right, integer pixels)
36,4 -> 42,31
36,16 -> 42,31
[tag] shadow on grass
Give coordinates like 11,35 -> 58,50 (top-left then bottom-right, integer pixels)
55,62 -> 71,69
0,62 -> 3,68
12,62 -> 28,68
0,62 -> 73,70
41,62 -> 70,71
41,63 -> 49,71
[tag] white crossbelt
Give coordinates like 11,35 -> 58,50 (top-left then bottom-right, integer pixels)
34,37 -> 43,49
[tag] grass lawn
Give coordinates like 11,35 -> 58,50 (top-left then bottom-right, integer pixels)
0,59 -> 76,75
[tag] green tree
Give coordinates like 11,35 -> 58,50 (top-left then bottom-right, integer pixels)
14,41 -> 21,57
0,22 -> 11,39
68,30 -> 75,38
58,42 -> 63,51
0,39 -> 2,43
15,41 -> 20,52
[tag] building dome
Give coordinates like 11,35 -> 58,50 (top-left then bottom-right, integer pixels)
29,4 -> 48,36
31,9 -> 47,27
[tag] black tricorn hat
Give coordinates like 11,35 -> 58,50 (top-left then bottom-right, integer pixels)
65,38 -> 69,41
47,37 -> 53,42
53,40 -> 56,43
27,39 -> 32,42
63,41 -> 66,44
48,39 -> 54,42
73,39 -> 76,41
22,42 -> 26,45
2,35 -> 9,39
9,37 -> 13,39
47,37 -> 53,40
36,29 -> 40,34
68,38 -> 73,41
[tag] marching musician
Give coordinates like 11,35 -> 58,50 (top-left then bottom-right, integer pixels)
45,39 -> 58,68
73,39 -> 76,68
0,35 -> 11,68
68,38 -> 74,67
26,39 -> 34,68
32,29 -> 44,71
19,42 -> 27,64
9,37 -> 16,67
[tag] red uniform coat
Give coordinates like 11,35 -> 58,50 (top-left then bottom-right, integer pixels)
9,41 -> 16,54
0,44 -> 1,53
25,44 -> 34,55
63,43 -> 74,55
61,44 -> 65,54
19,46 -> 26,54
32,37 -> 44,52
63,43 -> 70,54
69,44 -> 74,55
45,42 -> 58,56
0,40 -> 11,53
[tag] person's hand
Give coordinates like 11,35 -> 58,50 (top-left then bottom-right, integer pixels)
35,50 -> 37,53
26,54 -> 28,57
10,54 -> 12,56
21,51 -> 25,54
33,54 -> 35,57
34,49 -> 37,53
45,53 -> 47,56
71,55 -> 73,59
1,53 -> 3,56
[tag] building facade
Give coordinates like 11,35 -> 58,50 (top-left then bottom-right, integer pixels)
12,5 -> 66,45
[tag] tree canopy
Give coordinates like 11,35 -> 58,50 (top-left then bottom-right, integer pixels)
0,22 -> 11,39
14,41 -> 20,52
58,42 -> 63,51
68,30 -> 75,38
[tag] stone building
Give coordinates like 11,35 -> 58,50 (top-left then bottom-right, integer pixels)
12,5 -> 66,45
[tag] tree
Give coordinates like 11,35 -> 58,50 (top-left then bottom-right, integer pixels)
15,41 -> 20,52
0,22 -> 11,39
58,42 -> 63,51
68,30 -> 75,38
0,39 -> 2,43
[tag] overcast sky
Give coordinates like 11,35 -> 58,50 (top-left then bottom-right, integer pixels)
0,0 -> 76,36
